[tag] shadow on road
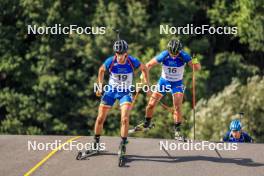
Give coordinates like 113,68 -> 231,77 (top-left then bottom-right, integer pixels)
125,154 -> 264,167
75,151 -> 264,168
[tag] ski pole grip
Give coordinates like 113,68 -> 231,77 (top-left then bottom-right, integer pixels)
192,57 -> 199,64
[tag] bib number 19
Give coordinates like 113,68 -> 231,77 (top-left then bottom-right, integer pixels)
117,75 -> 128,81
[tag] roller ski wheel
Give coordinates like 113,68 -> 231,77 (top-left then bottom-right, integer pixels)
76,151 -> 83,160
118,142 -> 127,167
118,156 -> 125,167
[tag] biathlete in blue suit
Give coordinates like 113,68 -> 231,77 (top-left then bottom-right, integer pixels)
93,39 -> 149,152
142,39 -> 201,141
223,119 -> 253,143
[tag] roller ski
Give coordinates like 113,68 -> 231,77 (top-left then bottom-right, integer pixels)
174,124 -> 188,142
174,130 -> 188,142
128,122 -> 155,134
118,140 -> 128,167
76,141 -> 101,160
76,149 -> 99,160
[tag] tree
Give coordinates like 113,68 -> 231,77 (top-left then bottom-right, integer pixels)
208,0 -> 264,52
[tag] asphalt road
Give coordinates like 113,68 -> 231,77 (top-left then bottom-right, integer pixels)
0,135 -> 263,176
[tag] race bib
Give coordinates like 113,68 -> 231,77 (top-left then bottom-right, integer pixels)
109,73 -> 133,90
161,65 -> 185,81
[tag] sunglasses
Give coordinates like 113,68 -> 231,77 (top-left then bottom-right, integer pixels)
116,52 -> 127,55
231,130 -> 240,132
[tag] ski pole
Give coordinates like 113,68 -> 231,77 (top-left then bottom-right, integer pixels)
131,87 -> 141,108
159,101 -> 174,113
192,55 -> 196,140
239,112 -> 244,122
112,28 -> 120,40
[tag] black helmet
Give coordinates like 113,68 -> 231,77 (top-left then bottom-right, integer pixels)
167,39 -> 182,55
113,40 -> 128,54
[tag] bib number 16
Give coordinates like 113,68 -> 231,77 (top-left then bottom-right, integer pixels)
168,67 -> 177,73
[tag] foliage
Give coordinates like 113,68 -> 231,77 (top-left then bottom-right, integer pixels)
0,0 -> 263,142
194,76 -> 264,142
